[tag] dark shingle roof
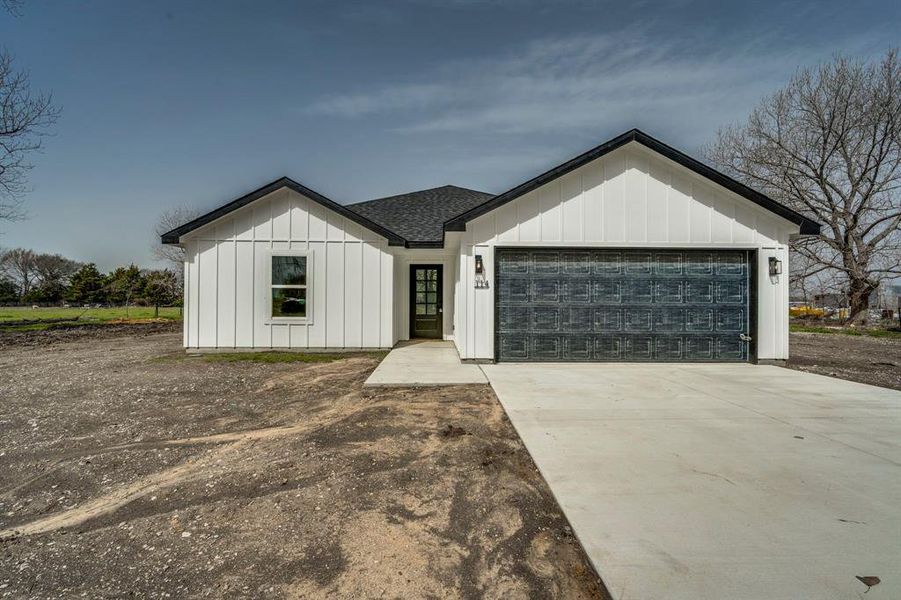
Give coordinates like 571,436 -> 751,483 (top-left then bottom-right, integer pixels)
348,185 -> 494,245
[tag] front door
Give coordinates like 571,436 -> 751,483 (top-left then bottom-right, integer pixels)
410,265 -> 443,339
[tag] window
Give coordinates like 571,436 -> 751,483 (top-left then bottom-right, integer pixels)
271,254 -> 308,319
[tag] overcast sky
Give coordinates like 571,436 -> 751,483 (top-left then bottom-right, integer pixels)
0,0 -> 899,270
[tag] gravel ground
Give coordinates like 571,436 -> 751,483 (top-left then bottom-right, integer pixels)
0,324 -> 606,599
787,332 -> 901,390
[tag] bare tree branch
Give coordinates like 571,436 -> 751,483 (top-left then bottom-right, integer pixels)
152,206 -> 201,281
2,0 -> 23,16
706,49 -> 901,322
0,50 -> 60,223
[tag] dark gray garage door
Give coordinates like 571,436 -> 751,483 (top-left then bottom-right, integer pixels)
496,249 -> 752,362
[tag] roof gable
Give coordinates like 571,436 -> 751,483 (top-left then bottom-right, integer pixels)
445,129 -> 820,235
161,177 -> 406,246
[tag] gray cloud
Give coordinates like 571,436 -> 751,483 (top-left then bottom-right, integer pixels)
306,30 -> 881,146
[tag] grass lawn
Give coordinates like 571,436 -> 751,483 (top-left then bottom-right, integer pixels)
790,323 -> 901,340
0,306 -> 182,331
0,306 -> 181,323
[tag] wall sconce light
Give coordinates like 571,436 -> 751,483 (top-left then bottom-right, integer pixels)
769,256 -> 782,276
474,254 -> 489,288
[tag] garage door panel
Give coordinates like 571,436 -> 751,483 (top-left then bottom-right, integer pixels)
624,253 -> 653,274
593,280 -> 622,303
656,337 -> 684,360
564,307 -> 593,331
655,280 -> 683,303
685,280 -> 714,303
532,307 -> 560,330
624,280 -> 653,303
655,252 -> 683,274
716,280 -> 746,304
499,306 -> 529,332
716,252 -> 746,275
594,308 -> 622,331
531,279 -> 560,302
532,335 -> 563,359
594,252 -> 622,274
624,336 -> 654,360
716,308 -> 746,332
595,337 -> 623,359
498,333 -> 529,359
532,252 -> 561,273
499,278 -> 529,303
563,252 -> 591,274
716,337 -> 745,360
624,309 -> 653,332
686,253 -> 715,275
564,335 -> 592,360
564,279 -> 591,303
686,308 -> 714,331
654,309 -> 684,332
496,248 -> 751,362
685,336 -> 715,360
502,252 -> 530,274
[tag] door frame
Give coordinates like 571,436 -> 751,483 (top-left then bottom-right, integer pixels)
493,247 -> 758,363
409,264 -> 443,339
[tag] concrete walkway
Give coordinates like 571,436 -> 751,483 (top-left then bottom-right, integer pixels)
482,363 -> 901,600
363,340 -> 487,387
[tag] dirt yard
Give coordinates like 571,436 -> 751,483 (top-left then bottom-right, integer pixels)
787,331 -> 901,390
0,324 -> 605,599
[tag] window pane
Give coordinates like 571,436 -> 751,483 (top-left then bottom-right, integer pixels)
416,270 -> 425,280
426,281 -> 437,292
426,305 -> 437,315
416,304 -> 426,315
272,288 -> 306,318
416,281 -> 426,292
416,292 -> 425,303
272,256 -> 306,285
427,293 -> 437,304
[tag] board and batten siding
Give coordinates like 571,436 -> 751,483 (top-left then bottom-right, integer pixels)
182,188 -> 394,349
455,143 -> 797,361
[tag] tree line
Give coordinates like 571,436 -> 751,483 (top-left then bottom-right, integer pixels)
0,247 -> 181,309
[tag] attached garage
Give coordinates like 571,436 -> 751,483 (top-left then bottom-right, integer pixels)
448,130 -> 819,364
496,248 -> 752,362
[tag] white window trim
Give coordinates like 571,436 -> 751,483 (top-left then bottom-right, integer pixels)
267,249 -> 312,324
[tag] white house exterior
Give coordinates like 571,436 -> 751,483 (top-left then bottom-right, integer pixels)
163,129 -> 819,363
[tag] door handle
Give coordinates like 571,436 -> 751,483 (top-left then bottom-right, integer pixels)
739,333 -> 752,342
438,307 -> 443,313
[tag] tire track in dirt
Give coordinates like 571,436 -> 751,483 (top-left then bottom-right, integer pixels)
0,362 -> 370,541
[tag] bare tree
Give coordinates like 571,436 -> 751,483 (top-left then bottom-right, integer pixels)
0,247 -> 36,296
706,49 -> 901,322
0,50 -> 60,222
33,252 -> 80,288
152,206 -> 200,280
2,0 -> 23,16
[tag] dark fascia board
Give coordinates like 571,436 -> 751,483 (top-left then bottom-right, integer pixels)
160,177 -> 407,246
405,240 -> 446,249
444,129 -> 821,235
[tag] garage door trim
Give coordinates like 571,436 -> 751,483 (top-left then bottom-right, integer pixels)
493,247 -> 758,363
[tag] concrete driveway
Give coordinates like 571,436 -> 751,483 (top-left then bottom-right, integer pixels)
481,363 -> 901,600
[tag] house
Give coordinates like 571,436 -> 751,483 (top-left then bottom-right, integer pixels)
161,129 -> 819,363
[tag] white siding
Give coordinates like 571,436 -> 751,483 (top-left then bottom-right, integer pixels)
181,188 -> 394,349
455,143 -> 798,361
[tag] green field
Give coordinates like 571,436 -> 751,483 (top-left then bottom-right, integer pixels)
0,306 -> 182,324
